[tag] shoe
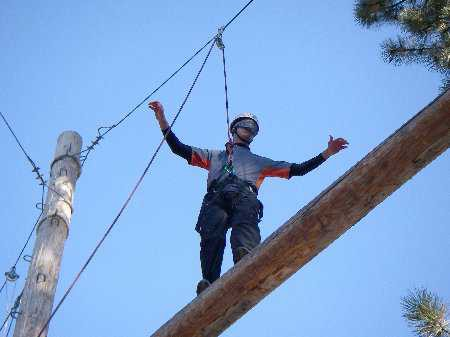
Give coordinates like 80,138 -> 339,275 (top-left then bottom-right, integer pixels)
196,279 -> 211,295
235,246 -> 251,263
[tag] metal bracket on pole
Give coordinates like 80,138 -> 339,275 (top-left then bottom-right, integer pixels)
5,266 -> 19,282
10,293 -> 23,319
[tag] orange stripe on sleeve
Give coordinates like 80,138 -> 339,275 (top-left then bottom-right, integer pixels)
191,151 -> 210,170
255,167 -> 290,189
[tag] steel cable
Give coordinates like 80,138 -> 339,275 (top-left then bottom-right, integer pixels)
0,113 -> 71,297
78,0 -> 256,167
37,40 -> 216,337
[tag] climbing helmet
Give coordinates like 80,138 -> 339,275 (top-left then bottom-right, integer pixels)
230,113 -> 260,136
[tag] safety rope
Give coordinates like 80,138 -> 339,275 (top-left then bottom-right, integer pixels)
215,27 -> 232,143
215,27 -> 235,173
37,39 -> 216,337
0,0 -> 256,333
78,36 -> 216,167
78,0 -> 256,168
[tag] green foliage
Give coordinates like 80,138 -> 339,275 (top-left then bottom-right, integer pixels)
354,0 -> 450,91
401,288 -> 450,337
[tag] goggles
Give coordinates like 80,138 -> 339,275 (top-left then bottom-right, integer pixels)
234,119 -> 259,136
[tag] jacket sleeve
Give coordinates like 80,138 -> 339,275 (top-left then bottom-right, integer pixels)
255,153 -> 327,188
254,157 -> 292,189
162,128 -> 212,170
162,128 -> 192,163
289,154 -> 326,178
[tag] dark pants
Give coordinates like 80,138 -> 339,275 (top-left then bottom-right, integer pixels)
195,188 -> 262,284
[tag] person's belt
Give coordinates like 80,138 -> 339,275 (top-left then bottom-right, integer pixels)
208,175 -> 258,195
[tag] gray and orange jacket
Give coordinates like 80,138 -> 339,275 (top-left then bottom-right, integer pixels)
163,128 -> 326,191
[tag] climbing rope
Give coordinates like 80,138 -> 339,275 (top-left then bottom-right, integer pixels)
78,0 -> 256,168
46,2 -> 255,324
37,39 -> 216,337
78,36 -> 216,167
215,26 -> 235,175
0,0 -> 256,333
215,27 -> 232,144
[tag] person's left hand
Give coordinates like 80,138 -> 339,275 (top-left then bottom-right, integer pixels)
323,135 -> 349,159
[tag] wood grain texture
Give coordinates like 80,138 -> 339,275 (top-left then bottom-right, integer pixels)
13,131 -> 82,337
151,91 -> 450,337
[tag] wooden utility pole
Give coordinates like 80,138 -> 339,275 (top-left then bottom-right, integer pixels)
13,131 -> 82,337
151,91 -> 450,337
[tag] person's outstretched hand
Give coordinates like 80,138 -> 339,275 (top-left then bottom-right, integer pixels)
322,135 -> 349,159
149,101 -> 169,130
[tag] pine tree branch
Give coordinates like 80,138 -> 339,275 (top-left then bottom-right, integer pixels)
401,288 -> 449,337
384,0 -> 408,10
365,0 -> 408,11
355,0 -> 450,90
355,0 -> 410,26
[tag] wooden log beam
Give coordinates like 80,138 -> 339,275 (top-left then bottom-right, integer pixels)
151,91 -> 450,337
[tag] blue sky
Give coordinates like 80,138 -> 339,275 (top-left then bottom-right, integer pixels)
1,1 -> 448,336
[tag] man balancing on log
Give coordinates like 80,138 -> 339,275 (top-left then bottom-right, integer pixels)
149,100 -> 348,295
